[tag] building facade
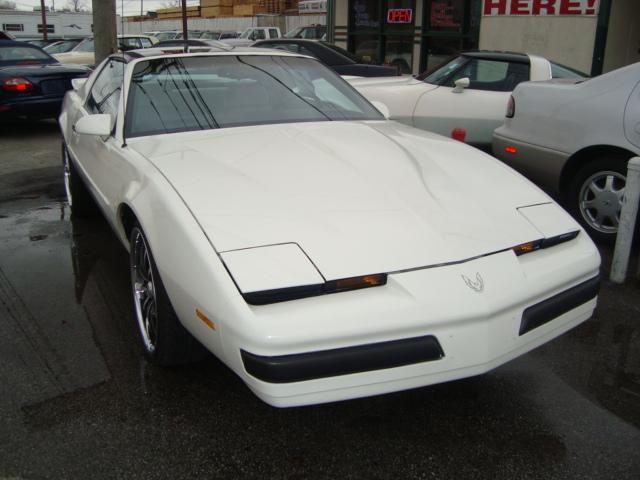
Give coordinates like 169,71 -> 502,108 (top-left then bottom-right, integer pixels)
0,10 -> 121,39
330,0 -> 639,75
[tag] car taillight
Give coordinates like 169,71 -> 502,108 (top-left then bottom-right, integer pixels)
506,95 -> 515,118
3,77 -> 33,92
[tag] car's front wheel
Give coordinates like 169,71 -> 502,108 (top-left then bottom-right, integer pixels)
568,156 -> 631,244
129,223 -> 207,366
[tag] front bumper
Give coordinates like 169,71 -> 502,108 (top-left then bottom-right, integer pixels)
216,232 -> 600,407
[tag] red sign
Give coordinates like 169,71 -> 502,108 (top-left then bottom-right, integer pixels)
387,8 -> 413,24
483,0 -> 599,16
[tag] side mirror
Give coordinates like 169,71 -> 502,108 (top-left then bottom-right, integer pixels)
371,100 -> 390,119
71,77 -> 87,91
73,114 -> 112,136
453,77 -> 470,93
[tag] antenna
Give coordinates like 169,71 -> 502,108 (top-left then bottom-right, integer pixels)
121,0 -> 127,148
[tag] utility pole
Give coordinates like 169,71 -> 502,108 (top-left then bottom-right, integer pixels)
181,0 -> 189,53
40,0 -> 48,41
92,0 -> 117,66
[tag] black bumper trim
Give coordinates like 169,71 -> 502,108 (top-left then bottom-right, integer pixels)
519,275 -> 600,336
241,335 -> 445,384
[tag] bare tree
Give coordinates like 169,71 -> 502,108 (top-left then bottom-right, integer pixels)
0,1 -> 17,9
66,0 -> 88,12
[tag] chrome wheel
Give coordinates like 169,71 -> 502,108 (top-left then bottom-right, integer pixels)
63,146 -> 72,206
578,171 -> 626,234
131,228 -> 158,353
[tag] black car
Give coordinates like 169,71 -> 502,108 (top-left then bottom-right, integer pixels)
0,40 -> 90,119
252,39 -> 399,77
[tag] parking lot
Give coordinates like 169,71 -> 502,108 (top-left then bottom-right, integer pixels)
0,120 -> 638,479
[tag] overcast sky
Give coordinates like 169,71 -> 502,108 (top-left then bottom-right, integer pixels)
10,0 -> 201,16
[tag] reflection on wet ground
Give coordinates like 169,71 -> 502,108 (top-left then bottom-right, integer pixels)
0,122 -> 639,479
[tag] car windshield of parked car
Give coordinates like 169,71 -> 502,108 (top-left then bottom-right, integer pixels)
417,55 -> 466,83
44,40 -> 79,54
319,42 -> 359,63
550,61 -> 587,79
0,45 -> 53,64
73,39 -> 94,52
125,55 -> 383,137
155,32 -> 177,41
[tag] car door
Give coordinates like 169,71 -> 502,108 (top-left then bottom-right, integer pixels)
70,58 -> 127,217
413,57 -> 529,147
624,80 -> 640,149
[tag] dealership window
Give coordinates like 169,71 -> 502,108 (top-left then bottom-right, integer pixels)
37,24 -> 55,34
419,0 -> 480,73
348,0 -> 416,73
2,24 -> 24,32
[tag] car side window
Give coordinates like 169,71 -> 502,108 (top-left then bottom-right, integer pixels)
140,37 -> 152,48
253,30 -> 266,40
447,59 -> 529,92
86,59 -> 125,119
269,29 -> 279,39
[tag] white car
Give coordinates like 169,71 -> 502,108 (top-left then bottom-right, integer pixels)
59,47 -> 600,407
349,52 -> 586,148
493,62 -> 640,243
52,35 -> 158,67
222,27 -> 282,47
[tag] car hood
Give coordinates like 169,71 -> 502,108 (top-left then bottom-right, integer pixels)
130,121 -> 552,280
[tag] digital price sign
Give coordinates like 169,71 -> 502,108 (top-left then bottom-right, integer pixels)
387,8 -> 413,24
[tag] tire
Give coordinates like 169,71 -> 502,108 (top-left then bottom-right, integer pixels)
129,223 -> 207,366
567,155 -> 633,244
62,142 -> 99,218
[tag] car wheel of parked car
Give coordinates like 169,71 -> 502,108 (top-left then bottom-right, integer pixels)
568,156 -> 630,243
129,223 -> 207,366
62,142 -> 99,217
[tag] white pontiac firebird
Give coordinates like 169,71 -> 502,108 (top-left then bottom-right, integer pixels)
59,46 -> 601,407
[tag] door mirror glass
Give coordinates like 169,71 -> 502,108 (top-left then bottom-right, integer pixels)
74,114 -> 112,136
453,77 -> 470,93
71,77 -> 87,91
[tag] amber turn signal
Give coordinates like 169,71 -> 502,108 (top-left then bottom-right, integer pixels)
325,274 -> 387,293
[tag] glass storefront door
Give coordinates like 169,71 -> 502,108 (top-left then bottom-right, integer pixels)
349,0 -> 416,73
420,0 -> 480,73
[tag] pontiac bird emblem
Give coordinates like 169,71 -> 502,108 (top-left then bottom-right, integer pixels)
462,273 -> 484,293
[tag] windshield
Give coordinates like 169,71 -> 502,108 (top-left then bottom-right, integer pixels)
0,45 -> 53,64
239,29 -> 253,39
550,61 -> 588,79
417,55 -> 465,83
156,32 -> 177,41
319,41 -> 359,62
125,55 -> 383,138
284,27 -> 303,38
44,40 -> 79,54
73,39 -> 94,52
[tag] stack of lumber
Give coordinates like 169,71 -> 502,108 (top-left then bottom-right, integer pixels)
156,5 -> 201,19
231,0 -> 267,16
201,0 -> 234,17
262,0 -> 298,14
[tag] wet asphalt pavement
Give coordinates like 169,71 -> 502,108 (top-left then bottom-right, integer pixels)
0,120 -> 639,480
